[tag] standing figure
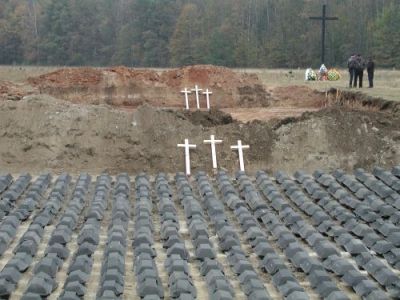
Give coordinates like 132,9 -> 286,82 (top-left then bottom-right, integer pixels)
367,57 -> 375,88
347,54 -> 357,88
354,54 -> 365,88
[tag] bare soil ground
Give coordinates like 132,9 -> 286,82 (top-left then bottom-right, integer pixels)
0,81 -> 36,101
0,65 -> 399,174
222,85 -> 326,122
26,65 -> 273,108
0,94 -> 398,174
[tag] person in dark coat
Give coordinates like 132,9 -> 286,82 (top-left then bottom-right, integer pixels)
347,54 -> 357,88
354,54 -> 365,88
367,58 -> 375,88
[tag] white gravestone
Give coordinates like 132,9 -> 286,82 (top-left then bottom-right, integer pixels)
177,139 -> 197,176
231,140 -> 250,172
180,88 -> 192,110
202,89 -> 213,110
203,135 -> 223,169
191,85 -> 203,110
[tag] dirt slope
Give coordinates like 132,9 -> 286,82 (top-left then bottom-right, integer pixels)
0,96 -> 398,174
27,65 -> 273,108
0,81 -> 36,101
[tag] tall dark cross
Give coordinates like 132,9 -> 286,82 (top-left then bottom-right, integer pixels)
309,4 -> 338,64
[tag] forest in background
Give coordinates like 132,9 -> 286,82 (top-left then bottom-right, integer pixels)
0,0 -> 399,68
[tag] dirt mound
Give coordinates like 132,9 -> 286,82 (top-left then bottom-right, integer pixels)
27,65 -> 273,108
28,68 -> 103,89
161,65 -> 258,88
0,97 -> 398,174
271,106 -> 400,171
173,109 -> 234,127
0,81 -> 36,101
271,86 -> 326,108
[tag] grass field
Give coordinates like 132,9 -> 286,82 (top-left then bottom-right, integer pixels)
0,65 -> 399,102
0,66 -> 59,82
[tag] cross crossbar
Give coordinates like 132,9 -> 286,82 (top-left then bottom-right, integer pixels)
231,140 -> 250,172
177,139 -> 196,176
309,4 -> 338,64
204,135 -> 223,169
203,89 -> 213,110
181,88 -> 192,110
191,85 -> 203,110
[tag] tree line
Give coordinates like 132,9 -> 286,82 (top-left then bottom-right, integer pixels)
0,0 -> 399,68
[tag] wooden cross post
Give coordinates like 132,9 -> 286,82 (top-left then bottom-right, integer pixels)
181,88 -> 192,110
202,89 -> 213,110
177,139 -> 196,176
309,4 -> 338,64
204,135 -> 223,169
231,140 -> 250,172
191,85 -> 203,110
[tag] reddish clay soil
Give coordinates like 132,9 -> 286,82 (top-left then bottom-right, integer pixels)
0,81 -> 36,101
160,65 -> 260,89
28,68 -> 103,89
26,65 -> 273,108
4,66 -> 398,124
22,66 -> 330,122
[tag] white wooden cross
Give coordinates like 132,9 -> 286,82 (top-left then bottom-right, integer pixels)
177,139 -> 197,176
191,85 -> 202,110
202,89 -> 213,110
204,135 -> 223,169
180,88 -> 192,110
231,140 -> 250,172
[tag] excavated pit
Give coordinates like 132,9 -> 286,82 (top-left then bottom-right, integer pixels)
0,66 -> 398,174
0,95 -> 398,175
326,88 -> 400,113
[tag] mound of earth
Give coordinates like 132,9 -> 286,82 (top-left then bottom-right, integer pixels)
174,109 -> 234,127
0,96 -> 398,174
0,81 -> 36,101
28,67 -> 103,88
271,85 -> 326,108
27,65 -> 273,108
